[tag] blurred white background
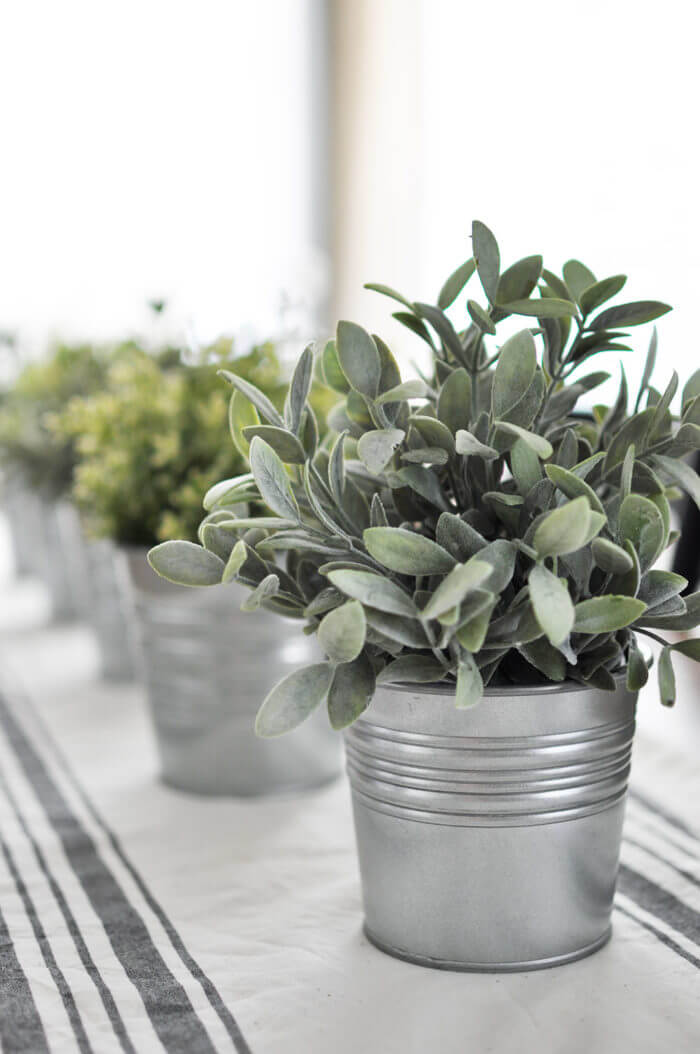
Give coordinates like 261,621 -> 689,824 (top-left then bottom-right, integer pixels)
1,0 -> 698,397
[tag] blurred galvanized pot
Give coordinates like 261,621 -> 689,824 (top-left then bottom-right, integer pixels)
38,500 -> 91,621
2,483 -> 45,577
345,676 -> 637,972
82,539 -> 138,681
123,548 -> 342,796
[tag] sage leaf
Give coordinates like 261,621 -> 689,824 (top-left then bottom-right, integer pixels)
377,655 -> 448,685
579,275 -> 627,315
533,496 -> 591,558
438,257 -> 476,309
545,464 -> 604,513
436,513 -> 487,561
502,298 -> 577,318
375,379 -> 428,405
363,527 -> 456,574
658,646 -> 676,706
618,493 -> 665,572
336,320 -> 381,397
285,343 -> 314,434
219,369 -> 285,428
357,428 -> 405,474
573,596 -> 647,634
411,415 -> 455,453
492,329 -> 537,418
651,454 -> 700,513
590,301 -> 672,331
467,299 -> 496,334
455,593 -> 497,652
626,642 -> 649,691
242,425 -> 306,464
255,662 -> 334,737
437,367 -> 471,434
327,653 -> 375,729
222,539 -> 247,583
496,422 -> 553,459
241,573 -> 279,612
496,255 -> 543,305
519,638 -> 566,682
638,570 -> 687,609
148,541 -> 224,587
472,219 -> 500,304
321,339 -> 351,393
455,429 -> 499,459
670,639 -> 700,661
249,436 -> 300,521
563,260 -> 596,301
229,391 -> 260,458
365,609 -> 428,648
422,560 -> 492,620
363,282 -> 414,310
511,438 -> 542,495
591,537 -> 634,574
455,652 -> 483,709
327,569 -> 417,617
318,600 -> 366,664
529,563 -> 574,647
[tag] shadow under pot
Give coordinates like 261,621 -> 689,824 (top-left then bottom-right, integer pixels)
122,547 -> 343,797
344,676 -> 637,972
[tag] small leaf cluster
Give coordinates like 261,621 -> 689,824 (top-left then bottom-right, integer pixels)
53,339 -> 296,546
0,343 -> 110,498
149,220 -> 700,735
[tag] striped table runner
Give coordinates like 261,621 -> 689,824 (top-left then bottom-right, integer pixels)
0,624 -> 698,1053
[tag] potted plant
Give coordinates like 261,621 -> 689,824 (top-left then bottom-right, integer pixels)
149,220 -> 700,969
57,337 -> 342,796
0,342 -> 109,620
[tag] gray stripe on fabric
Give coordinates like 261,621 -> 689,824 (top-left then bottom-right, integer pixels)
0,771 -> 137,1054
0,831 -> 92,1053
618,864 -> 700,946
616,903 -> 700,969
624,834 -> 700,892
0,690 -> 221,1054
0,900 -> 50,1054
628,788 -> 699,842
13,687 -> 254,1054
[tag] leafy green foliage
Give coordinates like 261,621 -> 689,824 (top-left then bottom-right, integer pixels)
148,219 -> 700,735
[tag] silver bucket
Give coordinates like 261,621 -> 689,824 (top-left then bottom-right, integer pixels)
344,677 -> 637,972
1,483 -> 46,577
37,500 -> 91,621
122,548 -> 343,796
82,539 -> 139,681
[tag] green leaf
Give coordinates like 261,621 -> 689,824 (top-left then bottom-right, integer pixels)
357,428 -> 405,474
573,595 -> 647,634
496,255 -> 543,305
285,343 -> 314,434
511,437 -> 542,495
147,541 -> 224,586
519,637 -> 567,682
375,379 -> 428,405
363,527 -> 456,575
437,367 -> 471,434
501,298 -> 577,318
651,454 -> 700,513
618,493 -> 665,573
219,369 -> 285,428
658,646 -> 676,706
455,591 -> 497,651
670,639 -> 700,661
203,474 -> 254,511
455,652 -> 483,709
467,299 -> 496,334
590,301 -> 672,330
410,415 -> 455,453
401,447 -> 449,466
377,654 -> 448,685
318,600 -> 366,664
529,563 -> 574,647
413,304 -> 465,363
437,258 -> 476,309
222,540 -> 247,583
563,260 -> 596,301
591,538 -> 634,574
327,568 -> 416,617
241,573 -> 279,612
533,496 -> 591,558
455,429 -> 499,459
365,609 -> 428,648
541,268 -> 572,300
328,430 -> 346,505
471,539 -> 516,593
545,464 -> 604,513
638,570 -> 687,610
249,436 -> 300,521
327,653 -> 375,729
363,282 -> 414,310
626,642 -> 649,691
436,513 -> 487,562
638,591 -> 700,630
321,339 -> 351,393
336,321 -> 381,397
495,422 -> 553,459
579,275 -> 627,315
472,219 -> 500,304
682,368 -> 700,409
242,425 -> 306,464
255,662 -> 334,737
421,560 -> 492,620
491,329 -> 537,418
395,465 -> 449,510
229,391 -> 260,458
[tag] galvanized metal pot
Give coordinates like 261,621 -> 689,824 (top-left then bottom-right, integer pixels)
122,548 -> 342,796
38,500 -> 91,621
345,677 -> 637,972
82,540 -> 138,681
2,483 -> 45,577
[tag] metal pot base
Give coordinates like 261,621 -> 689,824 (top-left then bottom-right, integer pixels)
363,924 -> 612,973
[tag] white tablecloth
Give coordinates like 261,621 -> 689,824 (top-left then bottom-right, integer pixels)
0,541 -> 698,1054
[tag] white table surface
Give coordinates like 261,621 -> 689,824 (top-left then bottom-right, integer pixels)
0,518 -> 698,1054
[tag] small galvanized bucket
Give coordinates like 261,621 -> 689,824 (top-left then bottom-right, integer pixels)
122,548 -> 342,796
2,483 -> 45,577
345,677 -> 637,972
82,539 -> 139,681
38,500 -> 91,621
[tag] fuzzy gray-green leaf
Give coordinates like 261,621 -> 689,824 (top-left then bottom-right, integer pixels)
249,436 -> 299,521
318,600 -> 366,664
336,320 -> 381,397
363,527 -> 456,575
255,663 -> 334,737
492,330 -> 537,418
148,541 -> 224,587
327,569 -> 416,617
529,563 -> 574,647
